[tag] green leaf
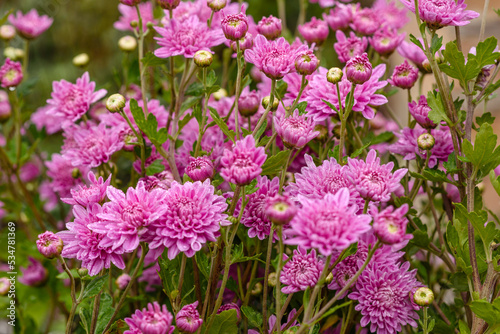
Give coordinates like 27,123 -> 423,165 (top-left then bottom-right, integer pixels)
463,123 -> 500,175
313,301 -> 352,323
443,152 -> 460,174
446,221 -> 460,254
80,275 -> 108,300
409,34 -> 424,51
459,320 -> 471,334
186,82 -> 204,96
206,70 -> 217,87
56,269 -> 79,280
476,112 -> 496,127
275,81 -> 288,100
146,159 -> 165,176
254,119 -> 268,140
79,306 -> 91,334
297,101 -> 308,115
95,293 -> 114,334
468,36 -> 500,69
430,33 -> 443,54
322,99 -> 339,113
490,170 -> 500,197
241,306 -> 263,328
439,41 -> 481,90
130,99 -> 146,130
261,150 -> 291,176
208,309 -> 239,334
209,107 -> 235,142
230,243 -> 263,264
411,230 -> 431,250
141,51 -> 169,67
195,251 -> 210,280
427,90 -> 451,125
471,299 -> 500,325
0,10 -> 14,26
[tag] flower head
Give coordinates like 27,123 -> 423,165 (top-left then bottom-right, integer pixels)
264,194 -> 297,225
409,95 -> 437,129
400,0 -> 479,29
185,156 -> 215,182
298,17 -> 329,46
116,273 -> 131,290
371,204 -> 412,245
286,188 -> 372,256
62,171 -> 110,207
397,39 -> 428,71
295,50 -> 320,75
257,15 -> 282,40
323,4 -> 353,31
0,25 -> 16,41
280,247 -> 324,294
238,90 -> 261,117
36,231 -> 63,259
124,302 -> 175,334
221,12 -> 249,41
346,53 -> 372,84
0,58 -> 23,88
369,26 -> 405,57
388,60 -> 419,89
349,262 -> 420,334
155,16 -> 225,59
119,0 -> 141,6
245,34 -> 308,80
8,9 -> 53,39
115,2 -> 156,32
46,72 -> 107,127
158,0 -> 181,10
334,30 -> 368,63
150,180 -> 230,259
176,301 -> 203,333
274,110 -> 319,149
350,8 -> 380,35
19,257 -> 48,286
220,135 -> 267,186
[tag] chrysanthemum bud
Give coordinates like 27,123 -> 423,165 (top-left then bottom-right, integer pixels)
325,272 -> 333,284
116,273 -> 131,290
314,124 -> 328,142
0,58 -> 23,88
78,268 -> 89,278
176,301 -> 203,333
265,195 -> 298,224
238,90 -> 260,117
130,20 -> 139,28
157,0 -> 181,10
193,50 -> 213,68
345,53 -> 372,85
0,25 -> 16,41
106,94 -> 126,113
118,36 -> 137,52
119,0 -> 141,6
207,0 -> 227,12
417,133 -> 435,150
0,277 -> 10,295
295,50 -> 320,75
413,287 -> 434,307
72,167 -> 81,179
231,33 -> 254,52
221,13 -> 249,41
250,282 -> 262,295
327,67 -> 343,84
268,272 -> 277,287
422,59 -> 431,72
213,88 -> 227,101
72,53 -> 89,68
3,47 -> 24,61
257,15 -> 282,40
0,91 -> 11,123
185,156 -> 215,182
388,60 -> 419,89
36,231 -> 63,259
262,96 -> 279,111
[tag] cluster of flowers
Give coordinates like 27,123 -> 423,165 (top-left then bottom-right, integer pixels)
0,0 -> 485,333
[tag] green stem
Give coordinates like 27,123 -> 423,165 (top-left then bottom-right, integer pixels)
363,199 -> 370,214
302,255 -> 332,325
23,39 -> 29,75
58,256 -> 77,334
275,225 -> 284,334
279,150 -> 293,190
252,80 -> 276,137
175,254 -> 188,311
288,75 -> 308,116
262,224 -> 276,334
423,307 -> 429,334
7,90 -> 21,168
194,67 -> 209,157
234,40 -> 243,140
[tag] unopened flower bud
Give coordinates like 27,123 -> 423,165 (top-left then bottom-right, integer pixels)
221,13 -> 249,41
194,50 -> 213,68
185,156 -> 214,182
78,268 -> 89,278
268,272 -> 277,287
314,124 -> 328,142
295,50 -> 320,75
0,58 -> 23,88
388,60 -> 418,89
176,301 -> 203,333
345,53 -> 372,85
0,25 -> 16,41
231,33 -> 254,52
250,282 -> 262,295
213,88 -> 227,101
72,53 -> 89,68
0,277 -> 10,295
413,287 -> 434,307
207,0 -> 227,12
119,0 -> 141,6
106,94 -> 126,113
3,47 -> 23,61
118,36 -> 137,52
130,20 -> 139,28
325,272 -> 333,284
257,15 -> 282,40
157,0 -> 181,10
238,90 -> 260,117
417,133 -> 435,150
262,96 -> 279,111
422,59 -> 431,72
72,167 -> 81,179
116,273 -> 131,290
327,67 -> 343,84
265,195 -> 297,225
36,231 -> 63,259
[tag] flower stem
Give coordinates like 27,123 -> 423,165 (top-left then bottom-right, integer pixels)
58,256 -> 77,334
262,224 -> 276,334
288,75 -> 307,116
253,79 -> 276,137
275,224 -> 285,334
302,255 -> 332,325
194,67 -> 209,157
234,40 -> 243,140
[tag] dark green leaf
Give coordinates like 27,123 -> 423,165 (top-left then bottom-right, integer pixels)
261,150 -> 291,176
322,99 -> 339,113
490,170 -> 500,197
80,275 -> 108,300
468,36 -> 500,69
439,41 -> 481,89
463,123 -> 500,175
95,293 -> 114,334
141,51 -> 169,67
209,107 -> 235,142
275,81 -> 288,100
186,82 -> 204,96
459,320 -> 471,334
146,159 -> 165,176
208,309 -> 239,334
409,34 -> 424,51
130,99 -> 147,131
254,119 -> 268,140
241,306 -> 263,328
411,230 -> 431,250
313,301 -> 352,323
471,299 -> 500,325
430,33 -> 443,54
297,101 -> 308,115
476,112 -> 495,127
206,70 -> 217,87
427,90 -> 451,125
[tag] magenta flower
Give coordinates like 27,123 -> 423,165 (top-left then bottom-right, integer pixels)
257,15 -> 282,40
119,0 -> 141,5
8,9 -> 53,39
45,153 -> 89,198
280,247 -> 324,294
350,8 -> 380,35
408,95 -> 437,129
390,126 -> 454,168
62,122 -> 124,167
31,105 -> 63,134
373,0 -> 409,29
245,34 -> 308,80
46,72 -> 107,127
286,188 -> 372,256
185,156 -> 215,182
346,149 -> 407,202
349,262 -> 419,334
218,303 -> 241,322
400,0 -> 479,29
346,53 -> 372,84
295,50 -> 320,75
264,194 -> 297,225
221,12 -> 249,41
58,204 -> 127,276
388,60 -> 419,89
114,2 -> 156,32
124,302 -> 175,334
371,204 -> 412,245
236,176 -> 280,240
0,90 -> 11,121
323,4 -> 354,31
176,301 -> 203,333
36,231 -> 64,259
220,135 -> 267,186
369,26 -> 405,57
154,16 -> 225,59
0,58 -> 23,88
274,110 -> 319,149
116,273 -> 131,290
397,39 -> 428,71
334,30 -> 368,63
150,180 -> 230,259
62,171 -> 110,207
19,257 -> 48,287
238,90 -> 261,117
298,17 -> 329,46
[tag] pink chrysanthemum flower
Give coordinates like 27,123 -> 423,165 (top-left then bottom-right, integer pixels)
115,2 -> 156,32
176,301 -> 203,333
349,262 -> 420,334
36,231 -> 64,259
371,204 -> 412,245
286,154 -> 362,207
0,58 -> 23,88
280,247 -> 324,294
257,15 -> 282,40
373,0 -> 409,30
346,53 -> 372,84
220,135 -> 267,186
185,156 -> 215,182
264,194 -> 297,225
221,12 -> 249,41
149,180 -> 230,259
8,9 -> 53,39
369,26 -> 405,57
31,105 -> 63,135
400,0 -> 479,29
350,8 -> 380,35
286,188 -> 372,256
408,95 -> 437,129
116,273 -> 131,290
245,34 -> 308,80
62,122 -> 124,168
388,60 -> 419,89
274,110 -> 319,149
346,149 -> 407,203
235,176 -> 280,240
46,72 -> 107,127
45,154 -> 89,197
57,204 -> 127,276
19,257 -> 48,287
390,126 -> 454,168
62,171 -> 110,207
88,181 -> 168,253
154,16 -> 225,59
303,65 -> 388,120
323,3 -> 354,31
124,302 -> 175,334
397,39 -> 428,71
298,17 -> 329,46
334,30 -> 368,63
